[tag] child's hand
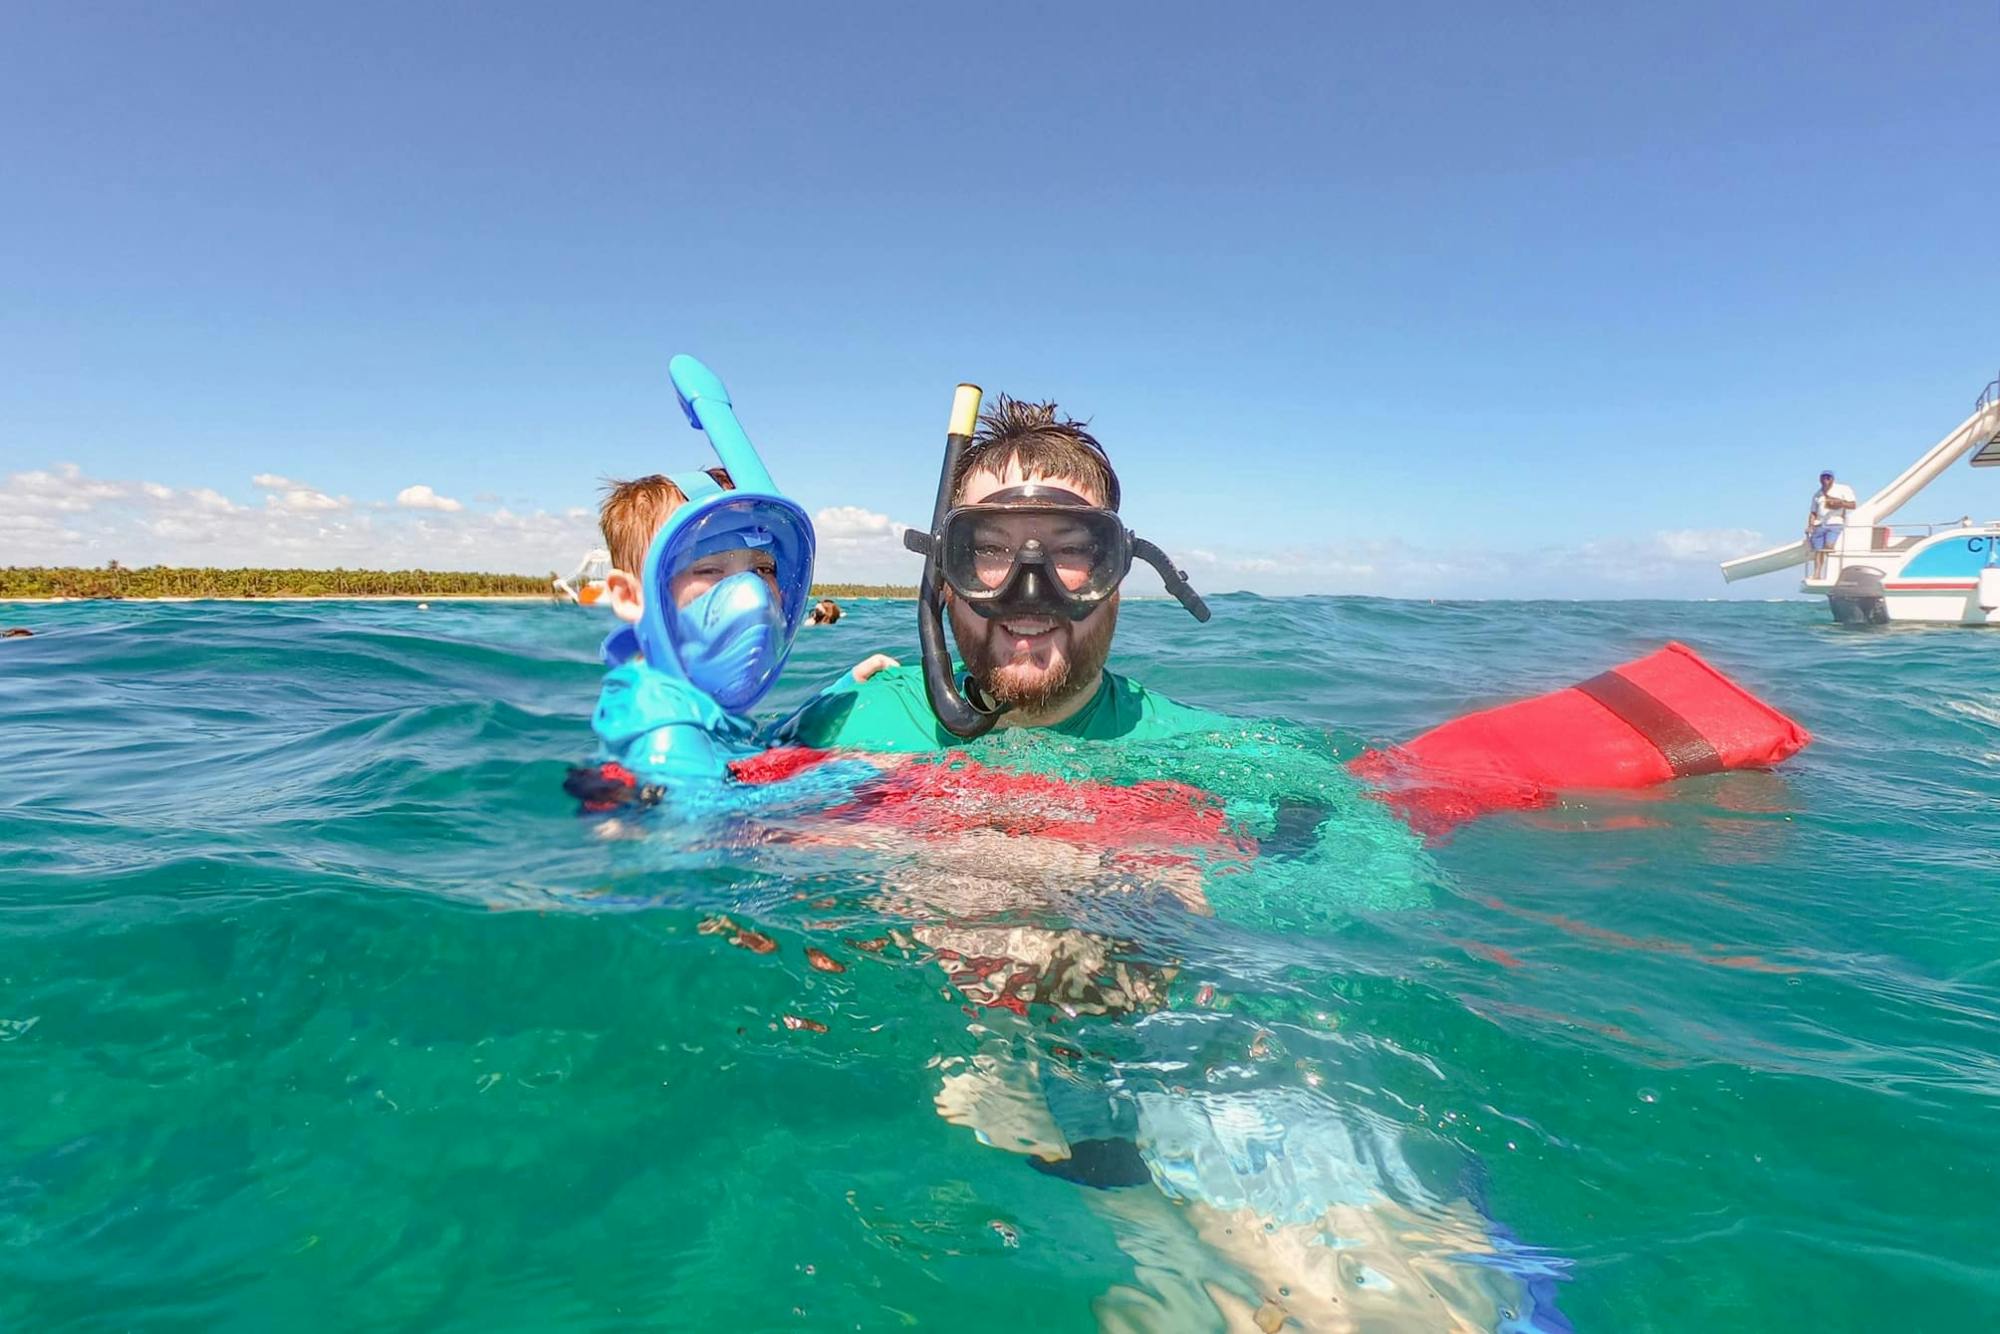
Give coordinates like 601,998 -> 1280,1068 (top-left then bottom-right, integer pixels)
850,653 -> 900,683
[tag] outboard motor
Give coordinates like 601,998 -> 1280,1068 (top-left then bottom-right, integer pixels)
1828,566 -> 1890,625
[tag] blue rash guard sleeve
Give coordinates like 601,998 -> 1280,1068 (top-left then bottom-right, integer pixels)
619,721 -> 728,783
592,661 -> 760,785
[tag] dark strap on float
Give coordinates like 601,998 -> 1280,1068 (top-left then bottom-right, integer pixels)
1574,671 -> 1724,777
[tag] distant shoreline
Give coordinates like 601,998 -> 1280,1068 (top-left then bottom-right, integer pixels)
0,567 -> 918,602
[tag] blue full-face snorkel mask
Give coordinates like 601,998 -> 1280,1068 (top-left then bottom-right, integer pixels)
605,355 -> 815,713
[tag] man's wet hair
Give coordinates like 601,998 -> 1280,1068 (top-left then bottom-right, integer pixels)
954,395 -> 1120,510
598,467 -> 733,574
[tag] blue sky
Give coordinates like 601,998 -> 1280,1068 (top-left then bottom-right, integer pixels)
4,0 -> 1996,596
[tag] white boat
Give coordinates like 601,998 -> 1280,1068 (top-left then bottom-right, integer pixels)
1720,375 -> 2000,624
552,548 -> 612,606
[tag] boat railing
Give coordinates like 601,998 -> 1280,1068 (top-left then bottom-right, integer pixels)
1868,518 -> 1982,547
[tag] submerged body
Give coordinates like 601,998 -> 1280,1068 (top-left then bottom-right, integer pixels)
740,667 -> 1567,1328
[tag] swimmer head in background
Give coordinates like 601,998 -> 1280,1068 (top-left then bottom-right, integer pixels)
605,354 -> 815,713
901,383 -> 1209,738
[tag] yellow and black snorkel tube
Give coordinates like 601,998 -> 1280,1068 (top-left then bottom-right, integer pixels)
902,383 -> 1006,738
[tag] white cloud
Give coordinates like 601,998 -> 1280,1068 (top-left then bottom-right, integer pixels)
813,505 -> 919,584
1153,524 -> 1774,600
816,505 -> 902,539
279,489 -> 344,512
251,472 -> 345,512
395,484 -> 463,513
186,487 -> 238,513
1654,527 -> 1765,561
146,514 -> 225,545
1,461 -> 597,573
4,512 -> 80,543
3,463 -> 129,513
1180,545 -> 1375,583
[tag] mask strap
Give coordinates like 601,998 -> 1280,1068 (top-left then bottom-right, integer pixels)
974,484 -> 1094,508
668,470 -> 726,504
600,624 -> 641,667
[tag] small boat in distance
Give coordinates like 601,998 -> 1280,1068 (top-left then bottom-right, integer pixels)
552,548 -> 612,606
1721,372 -> 2000,624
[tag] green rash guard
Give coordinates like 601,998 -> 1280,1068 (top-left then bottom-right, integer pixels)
778,663 -> 1231,752
775,662 -> 1437,921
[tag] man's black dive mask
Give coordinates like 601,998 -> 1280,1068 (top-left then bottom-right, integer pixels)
904,397 -> 1209,738
933,485 -> 1135,621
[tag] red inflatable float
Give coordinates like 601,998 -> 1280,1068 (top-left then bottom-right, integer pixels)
1349,641 -> 1810,832
630,641 -> 1807,842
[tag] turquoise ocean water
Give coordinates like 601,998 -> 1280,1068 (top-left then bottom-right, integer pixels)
2,595 -> 1996,1330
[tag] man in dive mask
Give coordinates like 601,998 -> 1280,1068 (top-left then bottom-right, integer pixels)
782,395 -> 1213,750
944,397 -> 1128,723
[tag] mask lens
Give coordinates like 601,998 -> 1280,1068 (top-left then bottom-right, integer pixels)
968,523 -> 1019,589
639,493 -> 816,709
674,549 -> 779,606
943,506 -> 1125,601
1048,529 -> 1107,591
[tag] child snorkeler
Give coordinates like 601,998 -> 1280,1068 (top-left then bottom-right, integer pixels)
577,355 -> 891,795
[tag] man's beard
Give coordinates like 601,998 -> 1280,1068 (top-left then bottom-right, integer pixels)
952,596 -> 1119,716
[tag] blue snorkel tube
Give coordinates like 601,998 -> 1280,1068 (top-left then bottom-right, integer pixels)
616,355 -> 816,714
667,354 -> 783,496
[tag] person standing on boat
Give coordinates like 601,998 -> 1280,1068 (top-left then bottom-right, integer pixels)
1807,468 -> 1858,579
